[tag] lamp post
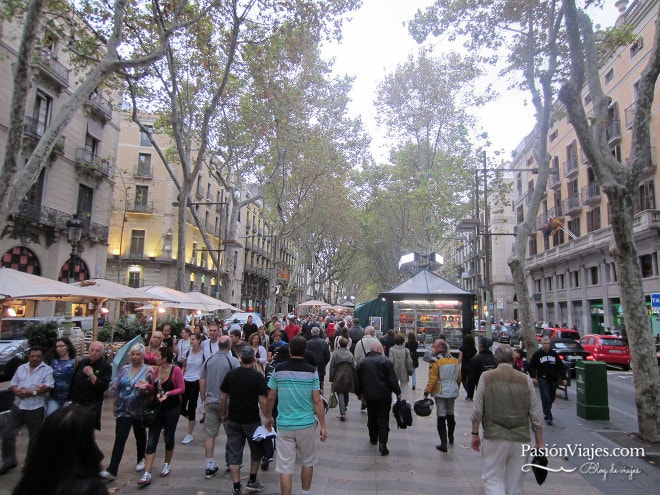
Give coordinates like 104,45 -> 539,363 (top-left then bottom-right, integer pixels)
66,215 -> 83,284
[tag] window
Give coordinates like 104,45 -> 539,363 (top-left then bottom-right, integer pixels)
192,242 -> 197,264
140,125 -> 153,146
630,37 -> 643,58
605,262 -> 618,283
128,271 -> 140,288
529,237 -> 537,256
552,228 -> 564,246
26,169 -> 45,205
76,185 -> 93,218
137,153 -> 152,175
534,279 -> 541,293
206,184 -> 212,201
545,276 -> 553,291
567,217 -> 580,237
543,234 -> 550,251
612,144 -> 622,162
637,180 -> 656,212
549,129 -> 558,141
516,174 -> 522,196
557,273 -> 565,290
130,230 -> 145,258
205,211 -> 210,230
640,254 -> 654,278
586,207 -> 601,232
85,132 -> 99,156
196,176 -> 203,197
589,266 -> 599,285
134,185 -> 148,210
604,68 -> 614,85
571,270 -> 580,288
33,91 -> 52,136
516,205 -> 524,224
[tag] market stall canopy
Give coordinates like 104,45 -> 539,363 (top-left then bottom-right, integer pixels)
378,269 -> 473,299
185,291 -> 242,312
297,299 -> 329,307
134,285 -> 201,333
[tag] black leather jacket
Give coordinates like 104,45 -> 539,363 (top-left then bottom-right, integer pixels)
355,351 -> 401,401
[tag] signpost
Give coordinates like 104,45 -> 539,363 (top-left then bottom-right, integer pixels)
652,293 -> 660,308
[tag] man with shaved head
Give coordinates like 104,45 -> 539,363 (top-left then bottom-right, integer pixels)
354,341 -> 401,456
70,341 -> 112,430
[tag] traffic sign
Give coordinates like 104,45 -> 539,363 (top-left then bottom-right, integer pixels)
652,293 -> 660,307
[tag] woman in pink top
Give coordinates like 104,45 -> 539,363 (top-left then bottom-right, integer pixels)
138,347 -> 185,485
144,331 -> 164,365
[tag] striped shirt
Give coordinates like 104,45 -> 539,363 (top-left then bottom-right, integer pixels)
267,357 -> 319,431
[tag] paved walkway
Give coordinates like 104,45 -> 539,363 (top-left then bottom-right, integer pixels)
0,362 -> 656,494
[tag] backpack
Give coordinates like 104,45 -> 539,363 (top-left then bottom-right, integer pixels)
392,399 -> 413,429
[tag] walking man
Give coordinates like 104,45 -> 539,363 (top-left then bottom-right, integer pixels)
527,337 -> 567,425
220,347 -> 269,495
202,323 -> 222,360
199,335 -> 239,478
348,318 -> 365,354
69,340 -> 112,430
265,336 -> 327,495
466,337 -> 496,400
423,339 -> 461,452
305,327 -> 330,391
0,346 -> 53,475
471,346 -> 544,494
354,341 -> 401,455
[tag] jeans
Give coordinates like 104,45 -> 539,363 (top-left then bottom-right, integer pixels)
365,398 -> 391,445
107,415 -> 146,476
1,406 -> 44,465
46,398 -> 69,417
146,405 -> 180,454
538,377 -> 558,421
337,392 -> 350,415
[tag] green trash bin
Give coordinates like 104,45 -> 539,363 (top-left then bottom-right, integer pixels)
576,360 -> 609,420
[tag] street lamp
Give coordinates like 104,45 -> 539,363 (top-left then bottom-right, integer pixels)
66,214 -> 83,283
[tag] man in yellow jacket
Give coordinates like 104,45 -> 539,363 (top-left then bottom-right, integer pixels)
424,339 -> 461,452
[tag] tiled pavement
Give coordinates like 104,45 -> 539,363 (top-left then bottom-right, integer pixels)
0,362 -> 635,495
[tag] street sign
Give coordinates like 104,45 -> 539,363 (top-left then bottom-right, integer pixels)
652,293 -> 660,307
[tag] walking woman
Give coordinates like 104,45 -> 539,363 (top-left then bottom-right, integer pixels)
248,332 -> 267,373
458,334 -> 477,399
46,338 -> 77,416
328,337 -> 355,422
405,332 -> 419,390
138,347 -> 184,485
101,343 -> 153,481
175,326 -> 191,367
145,331 -> 164,365
180,332 -> 204,445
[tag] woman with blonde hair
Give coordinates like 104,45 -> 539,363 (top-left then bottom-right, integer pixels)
248,332 -> 267,373
145,331 -> 164,365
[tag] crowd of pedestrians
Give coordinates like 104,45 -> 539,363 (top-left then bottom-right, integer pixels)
1,312 -> 553,495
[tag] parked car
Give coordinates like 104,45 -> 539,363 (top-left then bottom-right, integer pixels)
540,328 -> 580,342
549,338 -> 594,377
579,334 -> 631,370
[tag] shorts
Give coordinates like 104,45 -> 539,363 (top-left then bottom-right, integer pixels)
275,424 -> 318,474
225,421 -> 262,465
203,402 -> 223,437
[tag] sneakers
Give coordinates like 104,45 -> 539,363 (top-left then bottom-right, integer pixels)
232,487 -> 242,495
160,463 -> 171,477
182,434 -> 194,444
99,470 -> 116,481
136,458 -> 146,471
205,466 -> 219,479
246,479 -> 265,492
137,472 -> 152,485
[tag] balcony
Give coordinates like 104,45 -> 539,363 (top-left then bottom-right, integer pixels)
582,182 -> 601,205
14,200 -> 109,244
548,171 -> 561,189
127,201 -> 154,214
83,93 -> 113,124
607,119 -> 622,145
563,156 -> 579,179
35,48 -> 70,88
561,195 -> 582,216
75,148 -> 112,181
625,102 -> 636,129
134,162 -> 152,178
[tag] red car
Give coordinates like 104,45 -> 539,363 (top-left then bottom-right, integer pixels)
579,334 -> 631,370
539,328 -> 580,341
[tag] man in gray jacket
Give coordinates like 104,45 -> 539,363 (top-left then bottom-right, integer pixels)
200,335 -> 239,479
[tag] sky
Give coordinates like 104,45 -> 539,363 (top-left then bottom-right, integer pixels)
322,0 -> 622,164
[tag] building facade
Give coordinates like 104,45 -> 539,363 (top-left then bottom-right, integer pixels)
0,14 -> 117,317
511,0 -> 660,336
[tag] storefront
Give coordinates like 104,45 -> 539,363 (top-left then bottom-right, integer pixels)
378,270 -> 475,349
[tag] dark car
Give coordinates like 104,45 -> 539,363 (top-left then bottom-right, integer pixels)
549,338 -> 594,377
496,325 -> 521,346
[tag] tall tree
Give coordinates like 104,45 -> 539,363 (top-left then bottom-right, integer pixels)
0,0 -> 190,231
409,0 -> 568,353
558,0 -> 660,442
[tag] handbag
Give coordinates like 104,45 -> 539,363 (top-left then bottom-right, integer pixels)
329,392 -> 338,409
142,398 -> 161,428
